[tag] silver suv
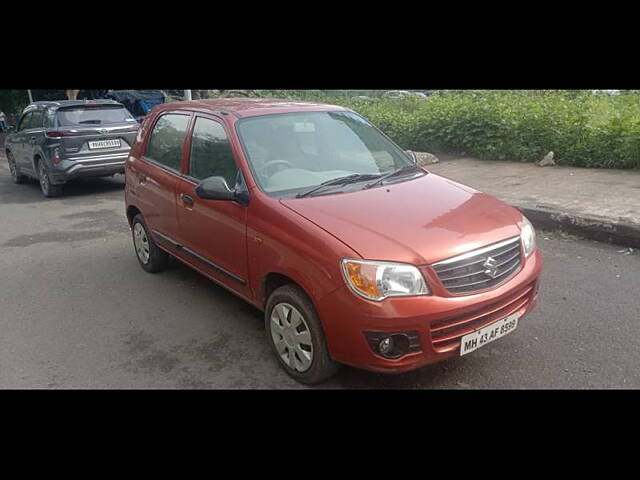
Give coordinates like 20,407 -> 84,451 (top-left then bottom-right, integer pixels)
4,100 -> 139,197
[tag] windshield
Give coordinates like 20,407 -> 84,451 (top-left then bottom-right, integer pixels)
56,105 -> 136,126
236,111 -> 417,197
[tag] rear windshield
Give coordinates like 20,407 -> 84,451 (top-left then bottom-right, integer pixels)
56,105 -> 136,126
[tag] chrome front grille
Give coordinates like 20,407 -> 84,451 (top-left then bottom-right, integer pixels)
432,237 -> 522,295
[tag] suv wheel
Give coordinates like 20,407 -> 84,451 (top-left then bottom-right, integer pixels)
37,160 -> 63,198
7,152 -> 26,184
265,284 -> 339,384
131,214 -> 169,273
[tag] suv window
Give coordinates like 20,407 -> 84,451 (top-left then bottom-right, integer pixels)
189,117 -> 238,186
44,109 -> 56,128
56,105 -> 136,126
29,110 -> 44,129
145,113 -> 191,171
18,112 -> 33,131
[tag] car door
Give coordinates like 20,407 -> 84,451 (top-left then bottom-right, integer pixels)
174,114 -> 250,297
131,111 -> 192,249
23,109 -> 44,168
10,111 -> 32,170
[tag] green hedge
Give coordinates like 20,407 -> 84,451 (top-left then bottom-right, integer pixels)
256,90 -> 640,169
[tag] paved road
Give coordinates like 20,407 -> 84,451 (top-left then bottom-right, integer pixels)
1,160 -> 639,389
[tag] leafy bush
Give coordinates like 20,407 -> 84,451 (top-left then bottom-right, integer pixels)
259,90 -> 640,169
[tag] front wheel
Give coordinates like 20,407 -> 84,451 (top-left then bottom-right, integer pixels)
265,284 -> 339,384
131,214 -> 169,273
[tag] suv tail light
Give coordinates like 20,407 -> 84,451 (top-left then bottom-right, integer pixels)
46,131 -> 64,138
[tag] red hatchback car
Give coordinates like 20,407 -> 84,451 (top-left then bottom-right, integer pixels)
125,99 -> 543,384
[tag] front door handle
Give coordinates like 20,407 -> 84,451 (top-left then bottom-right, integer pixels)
181,194 -> 194,206
138,172 -> 147,182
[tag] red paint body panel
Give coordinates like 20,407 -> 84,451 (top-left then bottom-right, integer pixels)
125,99 -> 543,374
281,173 -> 522,265
316,249 -> 542,372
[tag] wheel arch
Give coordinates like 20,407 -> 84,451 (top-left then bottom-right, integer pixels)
261,271 -> 315,311
126,205 -> 142,227
33,152 -> 42,172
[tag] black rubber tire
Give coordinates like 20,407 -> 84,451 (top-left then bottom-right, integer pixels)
265,284 -> 339,384
131,214 -> 169,273
37,159 -> 63,198
7,151 -> 27,184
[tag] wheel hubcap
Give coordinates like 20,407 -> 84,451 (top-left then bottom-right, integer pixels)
270,302 -> 313,373
133,223 -> 150,264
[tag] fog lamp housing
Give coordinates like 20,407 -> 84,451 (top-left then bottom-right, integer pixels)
365,331 -> 421,359
378,337 -> 394,355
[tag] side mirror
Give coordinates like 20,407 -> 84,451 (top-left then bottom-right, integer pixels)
195,176 -> 236,201
194,176 -> 250,206
405,150 -> 417,164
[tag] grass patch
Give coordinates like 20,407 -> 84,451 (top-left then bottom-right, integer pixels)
254,90 -> 640,169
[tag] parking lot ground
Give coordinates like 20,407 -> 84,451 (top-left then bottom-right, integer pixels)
1,159 -> 639,389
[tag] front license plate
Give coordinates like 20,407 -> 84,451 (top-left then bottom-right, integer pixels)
88,139 -> 120,149
460,312 -> 519,356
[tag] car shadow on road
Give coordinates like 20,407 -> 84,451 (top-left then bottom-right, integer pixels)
57,175 -> 125,198
0,174 -> 125,205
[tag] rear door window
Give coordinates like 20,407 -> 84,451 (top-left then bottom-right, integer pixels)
29,110 -> 44,129
189,117 -> 238,186
17,112 -> 33,131
56,105 -> 136,126
44,109 -> 56,128
145,113 -> 191,171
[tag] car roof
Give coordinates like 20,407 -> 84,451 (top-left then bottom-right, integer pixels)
155,98 -> 348,118
25,99 -> 122,111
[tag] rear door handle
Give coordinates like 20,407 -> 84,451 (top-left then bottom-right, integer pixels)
138,173 -> 147,182
181,194 -> 194,205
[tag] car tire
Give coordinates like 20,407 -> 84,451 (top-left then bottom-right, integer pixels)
265,284 -> 339,384
131,214 -> 169,273
37,159 -> 63,198
7,151 -> 27,184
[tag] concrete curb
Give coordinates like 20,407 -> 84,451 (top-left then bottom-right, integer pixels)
518,205 -> 640,249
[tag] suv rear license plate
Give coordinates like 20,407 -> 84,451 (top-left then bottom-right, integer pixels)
88,139 -> 120,149
460,312 -> 519,356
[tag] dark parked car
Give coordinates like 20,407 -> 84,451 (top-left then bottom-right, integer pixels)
4,100 -> 139,197
382,90 -> 429,99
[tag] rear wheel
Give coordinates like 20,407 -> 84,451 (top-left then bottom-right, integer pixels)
7,152 -> 26,184
37,159 -> 63,198
265,284 -> 339,384
132,214 -> 169,273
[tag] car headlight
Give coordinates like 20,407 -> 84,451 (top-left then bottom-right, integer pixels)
520,216 -> 536,257
341,259 -> 429,301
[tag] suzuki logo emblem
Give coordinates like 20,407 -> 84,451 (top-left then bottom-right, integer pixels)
99,128 -> 108,135
483,257 -> 499,279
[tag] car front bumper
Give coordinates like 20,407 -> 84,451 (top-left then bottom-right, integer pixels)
316,248 -> 543,373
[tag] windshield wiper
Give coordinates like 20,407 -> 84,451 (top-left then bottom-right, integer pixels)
363,165 -> 422,190
296,173 -> 382,198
